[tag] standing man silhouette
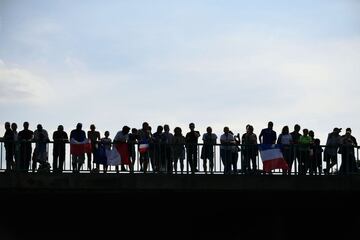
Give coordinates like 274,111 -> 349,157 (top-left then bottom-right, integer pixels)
185,123 -> 200,174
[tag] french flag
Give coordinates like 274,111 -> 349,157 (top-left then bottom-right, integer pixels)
259,144 -> 289,172
138,140 -> 149,154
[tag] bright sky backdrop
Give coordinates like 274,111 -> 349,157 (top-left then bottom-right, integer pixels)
1,0 -> 360,142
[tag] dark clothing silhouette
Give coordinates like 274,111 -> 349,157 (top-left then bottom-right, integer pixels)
53,130 -> 69,173
18,129 -> 33,172
3,129 -> 14,171
186,131 -> 200,173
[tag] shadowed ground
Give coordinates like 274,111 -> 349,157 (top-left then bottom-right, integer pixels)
0,173 -> 359,239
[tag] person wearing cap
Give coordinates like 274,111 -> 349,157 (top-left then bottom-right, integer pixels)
339,128 -> 358,174
323,128 -> 342,174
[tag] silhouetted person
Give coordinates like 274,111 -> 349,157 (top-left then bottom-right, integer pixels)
277,126 -> 293,174
87,124 -> 100,171
259,121 -> 277,144
241,125 -> 258,173
97,131 -> 111,173
299,129 -> 312,175
323,128 -> 342,174
114,126 -> 131,173
3,122 -> 15,172
290,124 -> 302,175
70,123 -> 86,173
53,125 -> 69,173
232,132 -> 241,174
137,122 -> 152,173
173,127 -> 185,174
32,124 -> 50,172
128,128 -> 138,171
308,130 -> 317,175
201,127 -> 217,174
339,128 -> 358,175
220,127 -> 236,174
18,122 -> 34,172
313,138 -> 323,175
186,123 -> 200,174
11,122 -> 20,170
162,124 -> 174,173
152,125 -> 164,172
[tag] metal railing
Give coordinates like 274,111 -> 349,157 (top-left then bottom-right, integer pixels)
0,139 -> 359,175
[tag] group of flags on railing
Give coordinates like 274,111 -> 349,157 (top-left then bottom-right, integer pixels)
69,140 -> 131,166
70,140 -> 288,172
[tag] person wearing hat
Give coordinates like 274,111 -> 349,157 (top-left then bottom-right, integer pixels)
338,128 -> 358,174
323,128 -> 342,174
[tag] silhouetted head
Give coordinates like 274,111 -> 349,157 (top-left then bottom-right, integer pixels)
223,126 -> 230,134
23,121 -> 29,130
245,124 -> 250,131
174,127 -> 182,136
303,129 -> 309,136
346,128 -> 352,135
294,124 -> 301,132
309,130 -> 314,138
37,124 -> 43,131
58,125 -> 64,131
122,126 -> 130,135
156,125 -> 163,133
282,126 -> 289,135
206,127 -> 212,134
189,123 -> 195,131
248,125 -> 254,133
76,123 -> 82,130
104,131 -> 110,138
142,122 -> 149,131
333,128 -> 342,134
164,124 -> 170,133
90,124 -> 96,131
131,128 -> 137,134
268,121 -> 273,129
11,123 -> 17,131
5,122 -> 10,130
314,138 -> 320,145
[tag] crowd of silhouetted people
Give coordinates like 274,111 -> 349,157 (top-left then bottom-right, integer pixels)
1,121 -> 359,175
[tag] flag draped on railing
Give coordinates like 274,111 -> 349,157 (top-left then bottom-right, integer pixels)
70,139 -> 92,155
259,144 -> 289,172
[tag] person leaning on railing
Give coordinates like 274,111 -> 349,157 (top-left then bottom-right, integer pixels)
70,123 -> 87,173
52,125 -> 69,173
323,128 -> 342,175
338,128 -> 358,175
18,122 -> 34,172
32,124 -> 50,173
298,129 -> 312,175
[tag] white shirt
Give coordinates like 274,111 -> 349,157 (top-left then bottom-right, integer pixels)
220,133 -> 235,150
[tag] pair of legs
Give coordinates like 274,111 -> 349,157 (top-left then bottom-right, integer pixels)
72,154 -> 85,173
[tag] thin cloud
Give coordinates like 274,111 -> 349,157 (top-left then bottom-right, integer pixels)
0,60 -> 53,104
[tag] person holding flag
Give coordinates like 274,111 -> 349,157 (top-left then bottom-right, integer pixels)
137,122 -> 152,173
70,123 -> 89,173
114,126 -> 131,173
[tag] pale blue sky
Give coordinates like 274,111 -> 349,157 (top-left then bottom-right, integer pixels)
1,0 -> 360,141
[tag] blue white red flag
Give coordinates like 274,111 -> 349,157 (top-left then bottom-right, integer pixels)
106,147 -> 121,166
138,140 -> 149,154
259,144 -> 289,172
